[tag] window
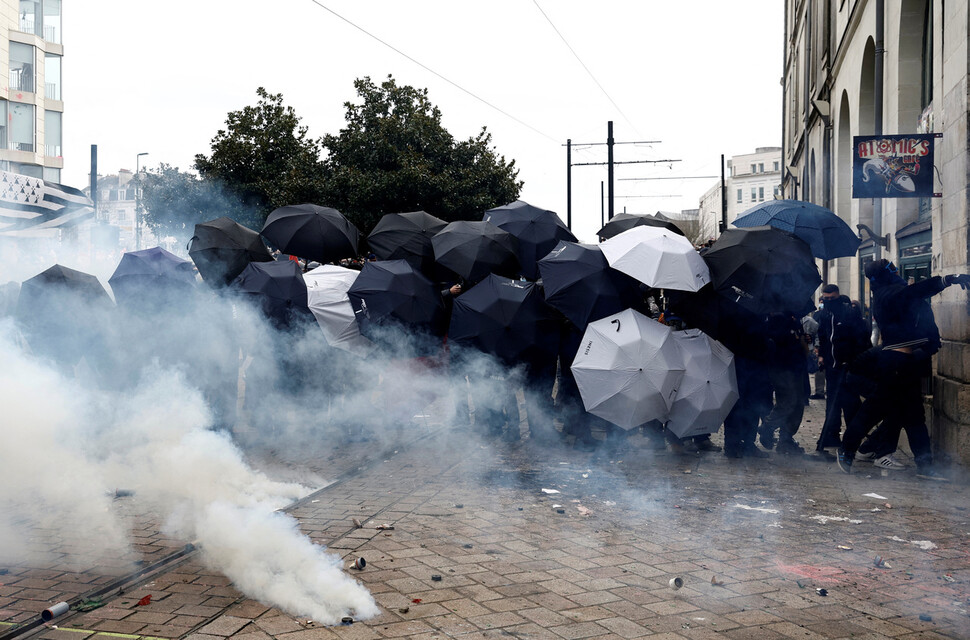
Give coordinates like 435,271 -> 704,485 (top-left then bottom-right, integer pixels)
751,188 -> 757,201
45,54 -> 61,100
45,110 -> 61,157
758,163 -> 764,173
773,161 -> 780,171
10,42 -> 35,93
43,167 -> 60,183
19,1 -> 42,37
750,164 -> 757,174
43,0 -> 61,43
736,189 -> 742,203
758,187 -> 765,201
9,102 -> 34,152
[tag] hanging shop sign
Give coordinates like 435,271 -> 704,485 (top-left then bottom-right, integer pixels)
852,133 -> 941,199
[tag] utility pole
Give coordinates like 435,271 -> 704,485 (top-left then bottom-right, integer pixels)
720,153 -> 727,233
566,139 -> 572,230
607,121 -> 615,220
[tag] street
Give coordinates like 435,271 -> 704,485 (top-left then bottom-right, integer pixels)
2,397 -> 969,640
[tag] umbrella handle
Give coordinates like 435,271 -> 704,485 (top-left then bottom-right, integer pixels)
611,318 -> 621,332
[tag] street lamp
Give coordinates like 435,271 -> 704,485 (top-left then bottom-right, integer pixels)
135,152 -> 149,250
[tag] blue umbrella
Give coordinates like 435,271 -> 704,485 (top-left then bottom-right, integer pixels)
732,199 -> 860,260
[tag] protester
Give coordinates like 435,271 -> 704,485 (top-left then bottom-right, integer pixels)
814,284 -> 871,455
836,260 -> 970,480
758,310 -> 810,455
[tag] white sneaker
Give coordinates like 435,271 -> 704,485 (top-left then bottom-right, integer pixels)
873,454 -> 905,469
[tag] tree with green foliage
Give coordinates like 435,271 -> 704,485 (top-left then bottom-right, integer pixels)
139,163 -> 255,242
319,75 -> 522,234
194,87 -> 325,227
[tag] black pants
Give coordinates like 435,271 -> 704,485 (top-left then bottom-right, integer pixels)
842,350 -> 933,467
763,364 -> 807,442
817,367 -> 862,447
724,357 -> 771,453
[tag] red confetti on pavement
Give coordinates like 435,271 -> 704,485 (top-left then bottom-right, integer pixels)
137,595 -> 152,606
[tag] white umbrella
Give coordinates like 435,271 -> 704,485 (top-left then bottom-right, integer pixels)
665,329 -> 739,438
304,264 -> 375,356
599,226 -> 711,292
570,308 -> 686,430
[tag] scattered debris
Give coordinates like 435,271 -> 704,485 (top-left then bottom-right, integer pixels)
576,505 -> 592,517
888,536 -> 938,550
683,469 -> 692,474
73,598 -> 105,613
711,576 -> 724,587
919,614 -> 933,622
541,488 -> 560,494
136,595 -> 152,606
556,509 -> 566,514
815,588 -> 828,596
863,493 -> 887,500
811,515 -> 862,524
795,580 -> 805,589
351,557 -> 366,570
352,518 -> 362,528
837,545 -> 853,550
114,489 -> 135,498
734,503 -> 780,514
462,544 -> 473,549
943,574 -> 955,583
431,574 -> 442,582
411,599 -> 422,604
874,556 -> 892,569
669,577 -> 684,590
341,617 -> 354,625
376,524 -> 395,530
885,503 -> 892,509
454,504 -> 464,508
398,606 -> 409,614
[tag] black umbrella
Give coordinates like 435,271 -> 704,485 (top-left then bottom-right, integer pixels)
596,212 -> 686,240
108,247 -> 197,309
665,285 -> 771,360
483,200 -> 577,280
260,204 -> 360,263
188,216 -> 273,288
365,210 -> 447,273
703,226 -> 820,316
347,259 -> 447,353
230,259 -> 313,330
448,274 -> 559,369
536,240 -> 644,330
16,264 -> 114,366
431,220 -> 520,285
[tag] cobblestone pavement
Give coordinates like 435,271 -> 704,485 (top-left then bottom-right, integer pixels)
3,397 -> 970,640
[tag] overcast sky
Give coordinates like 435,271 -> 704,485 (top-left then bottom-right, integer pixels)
62,1 -> 783,243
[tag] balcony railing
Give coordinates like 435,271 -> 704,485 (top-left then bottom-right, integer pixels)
45,82 -> 60,101
45,144 -> 60,157
9,70 -> 35,93
17,18 -> 58,43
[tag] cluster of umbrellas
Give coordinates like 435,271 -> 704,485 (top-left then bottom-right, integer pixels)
14,197 -> 861,438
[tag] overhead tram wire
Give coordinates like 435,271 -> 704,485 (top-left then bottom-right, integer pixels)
306,0 -> 559,144
532,0 -> 641,137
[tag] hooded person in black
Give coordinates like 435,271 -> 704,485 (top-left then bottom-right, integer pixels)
836,259 -> 970,480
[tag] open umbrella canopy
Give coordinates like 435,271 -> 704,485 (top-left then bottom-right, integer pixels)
665,329 -> 739,439
665,285 -> 771,360
599,226 -> 711,292
431,220 -> 520,284
448,274 -> 559,369
188,216 -> 273,288
347,259 -> 447,353
483,200 -> 577,280
231,259 -> 312,330
570,308 -> 686,431
537,240 -> 644,329
596,212 -> 686,240
366,210 -> 446,273
108,246 -> 197,308
260,204 -> 360,263
304,264 -> 375,356
733,199 -> 861,260
16,264 -> 114,366
703,226 -> 820,316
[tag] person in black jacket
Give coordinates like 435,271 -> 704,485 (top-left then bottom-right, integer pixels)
814,284 -> 871,453
836,260 -> 970,480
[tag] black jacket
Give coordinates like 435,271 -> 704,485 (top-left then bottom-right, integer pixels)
815,295 -> 871,368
